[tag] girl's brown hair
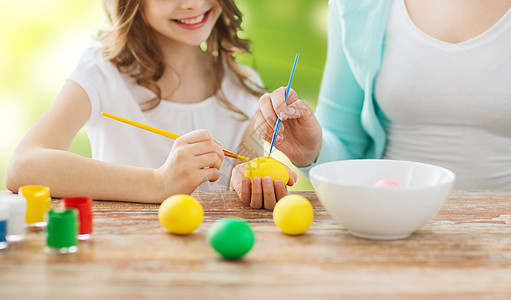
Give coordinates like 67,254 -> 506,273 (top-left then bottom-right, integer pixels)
99,0 -> 264,118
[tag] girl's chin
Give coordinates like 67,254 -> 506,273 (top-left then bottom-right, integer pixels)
172,32 -> 215,48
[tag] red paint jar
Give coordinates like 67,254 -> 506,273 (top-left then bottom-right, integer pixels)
61,197 -> 93,240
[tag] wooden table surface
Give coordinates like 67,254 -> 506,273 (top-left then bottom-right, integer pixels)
1,190 -> 511,299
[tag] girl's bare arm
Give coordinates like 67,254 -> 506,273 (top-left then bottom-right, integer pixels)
5,81 -> 215,203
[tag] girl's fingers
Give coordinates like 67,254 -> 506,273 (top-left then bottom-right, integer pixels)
177,129 -> 212,143
197,140 -> 225,161
213,139 -> 223,147
191,152 -> 223,170
198,167 -> 220,183
177,139 -> 224,164
177,129 -> 224,161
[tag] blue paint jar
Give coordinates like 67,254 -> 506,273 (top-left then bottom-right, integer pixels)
0,202 -> 8,250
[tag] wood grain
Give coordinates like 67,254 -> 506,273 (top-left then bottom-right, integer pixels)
1,190 -> 511,299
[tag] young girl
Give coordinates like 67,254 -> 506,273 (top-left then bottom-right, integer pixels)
5,0 -> 276,203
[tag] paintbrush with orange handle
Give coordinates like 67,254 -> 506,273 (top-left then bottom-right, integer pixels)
101,112 -> 249,162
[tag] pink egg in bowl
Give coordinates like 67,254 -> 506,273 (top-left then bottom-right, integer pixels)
309,159 -> 456,240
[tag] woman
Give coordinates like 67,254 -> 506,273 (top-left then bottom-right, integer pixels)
232,0 -> 511,208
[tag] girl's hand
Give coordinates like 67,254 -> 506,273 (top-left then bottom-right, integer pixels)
254,87 -> 322,167
155,129 -> 224,197
230,162 -> 298,210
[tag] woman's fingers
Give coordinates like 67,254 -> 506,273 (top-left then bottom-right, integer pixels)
274,179 -> 288,200
231,164 -> 249,204
254,88 -> 303,145
258,93 -> 279,129
286,99 -> 310,119
243,176 -> 290,210
259,87 -> 300,125
262,176 -> 277,210
253,109 -> 274,142
240,177 -> 251,205
285,165 -> 297,187
270,87 -> 300,121
250,177 -> 263,209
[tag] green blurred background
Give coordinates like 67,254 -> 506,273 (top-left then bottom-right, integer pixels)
0,0 -> 328,191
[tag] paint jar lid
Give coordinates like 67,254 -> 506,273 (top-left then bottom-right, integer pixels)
46,208 -> 78,248
61,197 -> 92,211
0,203 -> 8,220
0,192 -> 27,213
61,197 -> 93,236
18,185 -> 50,201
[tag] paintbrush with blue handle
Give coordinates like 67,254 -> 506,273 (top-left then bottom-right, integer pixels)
267,52 -> 299,158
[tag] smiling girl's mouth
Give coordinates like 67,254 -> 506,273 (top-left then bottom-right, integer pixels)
172,9 -> 212,27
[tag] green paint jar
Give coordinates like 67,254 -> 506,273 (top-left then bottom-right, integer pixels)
45,208 -> 78,254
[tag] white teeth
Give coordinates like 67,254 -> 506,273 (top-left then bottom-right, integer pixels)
176,13 -> 205,25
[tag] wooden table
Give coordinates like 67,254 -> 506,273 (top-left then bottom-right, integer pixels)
1,190 -> 511,299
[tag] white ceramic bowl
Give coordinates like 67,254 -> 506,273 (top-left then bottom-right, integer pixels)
309,159 -> 455,240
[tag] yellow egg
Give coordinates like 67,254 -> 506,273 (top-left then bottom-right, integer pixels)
244,157 -> 290,185
273,194 -> 313,235
158,194 -> 203,235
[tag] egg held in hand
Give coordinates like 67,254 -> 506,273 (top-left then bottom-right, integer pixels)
244,157 -> 290,185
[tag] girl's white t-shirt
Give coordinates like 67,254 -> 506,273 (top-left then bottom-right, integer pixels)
68,43 -> 261,191
375,0 -> 511,189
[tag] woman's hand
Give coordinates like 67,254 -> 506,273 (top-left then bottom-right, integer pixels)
155,129 -> 224,196
254,87 -> 322,167
230,161 -> 298,210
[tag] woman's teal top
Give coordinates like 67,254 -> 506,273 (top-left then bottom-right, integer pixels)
298,0 -> 393,177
